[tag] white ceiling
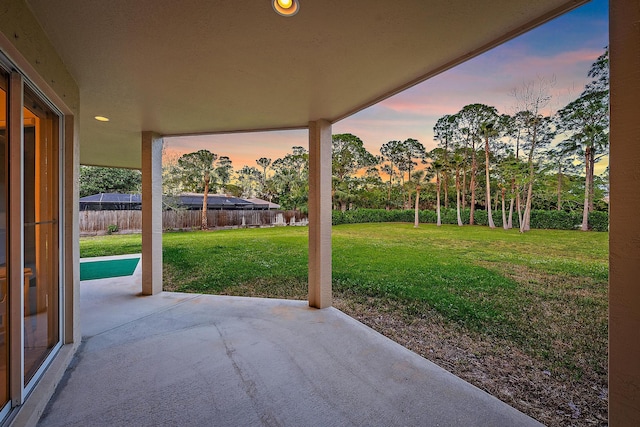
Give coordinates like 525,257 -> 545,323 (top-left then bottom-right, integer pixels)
26,0 -> 585,169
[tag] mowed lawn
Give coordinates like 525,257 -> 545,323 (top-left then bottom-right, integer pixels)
80,224 -> 608,426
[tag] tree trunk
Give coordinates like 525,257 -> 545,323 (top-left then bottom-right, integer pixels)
443,144 -> 449,209
501,187 -> 508,230
520,179 -> 532,233
387,170 -> 393,209
508,197 -> 514,229
436,174 -> 442,226
589,151 -> 595,212
521,180 -> 532,232
470,151 -> 477,225
485,136 -> 495,228
461,167 -> 467,209
520,180 -> 533,232
507,179 -> 515,229
414,186 -> 420,228
557,162 -> 562,211
456,167 -> 463,226
443,171 -> 449,209
202,174 -> 210,230
400,174 -> 406,209
581,149 -> 591,231
516,190 -> 523,229
520,138 -> 536,233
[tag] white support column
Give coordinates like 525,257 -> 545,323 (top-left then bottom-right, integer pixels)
141,132 -> 163,295
308,120 -> 332,308
63,114 -> 80,344
609,1 -> 640,424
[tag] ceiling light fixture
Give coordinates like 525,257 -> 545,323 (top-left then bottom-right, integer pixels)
94,116 -> 110,122
272,0 -> 299,17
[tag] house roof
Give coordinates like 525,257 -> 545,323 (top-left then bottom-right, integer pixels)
25,0 -> 585,169
79,193 -> 268,210
245,198 -> 281,210
171,194 -> 255,210
79,193 -> 142,204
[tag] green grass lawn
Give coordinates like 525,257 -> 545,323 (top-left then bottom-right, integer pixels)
80,223 -> 608,425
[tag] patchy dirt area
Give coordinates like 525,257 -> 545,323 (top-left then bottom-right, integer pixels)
333,295 -> 608,427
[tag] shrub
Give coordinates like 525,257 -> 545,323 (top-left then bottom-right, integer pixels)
589,211 -> 609,232
332,208 -> 608,231
529,210 -> 579,230
106,224 -> 119,235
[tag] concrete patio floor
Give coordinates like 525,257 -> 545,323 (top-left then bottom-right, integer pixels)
38,256 -> 543,426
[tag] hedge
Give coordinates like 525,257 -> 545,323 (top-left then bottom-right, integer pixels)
332,208 -> 608,231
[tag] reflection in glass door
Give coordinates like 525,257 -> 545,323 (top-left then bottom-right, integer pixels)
23,87 -> 59,385
0,69 -> 8,408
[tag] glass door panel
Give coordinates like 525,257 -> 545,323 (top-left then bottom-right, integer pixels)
0,69 -> 9,406
23,88 -> 59,385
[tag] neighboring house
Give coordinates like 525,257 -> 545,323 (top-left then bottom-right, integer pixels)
79,193 -> 271,211
79,193 -> 142,211
165,194 -> 263,211
0,1 -> 638,425
244,197 -> 281,210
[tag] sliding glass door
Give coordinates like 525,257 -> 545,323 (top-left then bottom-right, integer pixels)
0,67 -> 9,411
23,87 -> 60,385
0,57 -> 62,418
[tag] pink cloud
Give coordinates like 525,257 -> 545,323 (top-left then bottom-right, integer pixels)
372,47 -> 602,120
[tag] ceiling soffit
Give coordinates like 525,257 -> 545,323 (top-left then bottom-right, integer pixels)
25,0 -> 585,168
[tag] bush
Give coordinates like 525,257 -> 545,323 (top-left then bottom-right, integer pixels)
589,211 -> 609,232
332,209 -> 414,225
106,224 -> 119,235
332,208 -> 608,231
529,210 -> 579,230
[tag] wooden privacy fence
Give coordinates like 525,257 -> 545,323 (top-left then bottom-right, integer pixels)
79,209 -> 307,235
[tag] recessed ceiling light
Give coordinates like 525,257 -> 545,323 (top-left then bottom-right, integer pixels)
94,116 -> 110,122
273,0 -> 299,17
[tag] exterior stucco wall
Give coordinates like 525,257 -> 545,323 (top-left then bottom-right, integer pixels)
609,1 -> 640,424
0,0 -> 79,113
0,1 -> 80,425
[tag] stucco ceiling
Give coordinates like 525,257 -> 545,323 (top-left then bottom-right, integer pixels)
26,0 -> 585,169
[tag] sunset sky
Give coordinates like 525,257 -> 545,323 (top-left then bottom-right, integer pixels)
165,0 -> 609,170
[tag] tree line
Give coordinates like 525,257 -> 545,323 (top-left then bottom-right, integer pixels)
81,49 -> 608,232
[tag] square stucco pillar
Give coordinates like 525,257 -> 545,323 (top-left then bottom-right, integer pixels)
64,115 -> 80,345
308,120 -> 332,309
609,1 -> 640,424
141,132 -> 163,295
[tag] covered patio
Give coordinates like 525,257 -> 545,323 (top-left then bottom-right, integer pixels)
1,0 -> 639,425
38,262 -> 541,426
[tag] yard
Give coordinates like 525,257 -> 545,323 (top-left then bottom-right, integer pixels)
80,224 -> 609,426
